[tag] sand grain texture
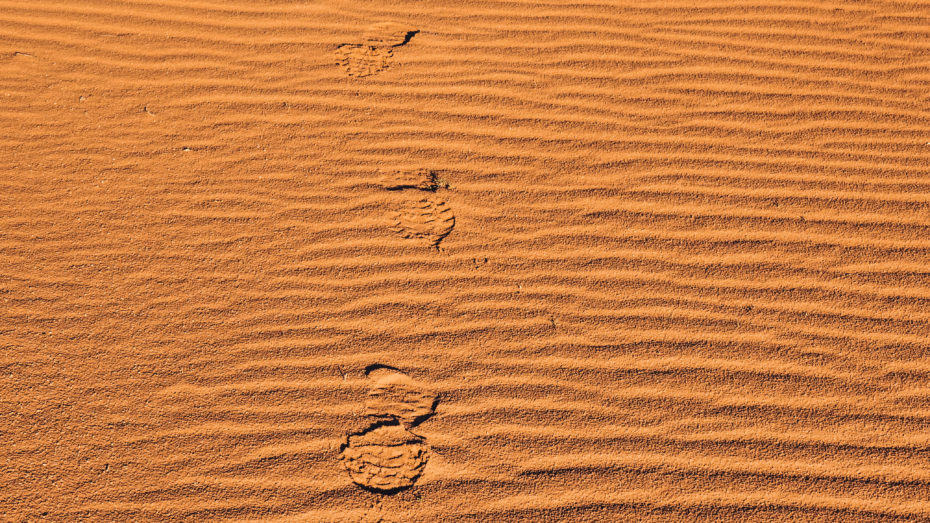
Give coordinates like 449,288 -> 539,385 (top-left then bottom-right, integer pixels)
2,0 -> 930,521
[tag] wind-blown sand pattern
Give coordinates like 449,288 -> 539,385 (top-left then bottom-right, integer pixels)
2,0 -> 930,521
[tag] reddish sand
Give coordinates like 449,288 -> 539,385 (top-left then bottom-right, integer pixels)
2,0 -> 930,521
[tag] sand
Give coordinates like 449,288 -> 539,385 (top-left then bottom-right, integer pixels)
2,0 -> 930,521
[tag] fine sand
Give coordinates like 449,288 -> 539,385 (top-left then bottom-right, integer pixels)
2,1 -> 930,521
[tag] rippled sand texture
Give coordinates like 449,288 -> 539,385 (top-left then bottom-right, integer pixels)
2,0 -> 930,521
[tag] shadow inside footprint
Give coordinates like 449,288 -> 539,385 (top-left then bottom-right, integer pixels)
394,30 -> 419,47
389,198 -> 455,249
380,169 -> 439,192
361,22 -> 419,48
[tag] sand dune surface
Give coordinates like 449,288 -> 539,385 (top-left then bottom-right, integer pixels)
2,0 -> 930,521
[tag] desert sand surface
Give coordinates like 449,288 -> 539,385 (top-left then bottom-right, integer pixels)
2,0 -> 930,521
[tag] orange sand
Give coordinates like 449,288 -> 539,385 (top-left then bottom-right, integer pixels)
2,0 -> 930,520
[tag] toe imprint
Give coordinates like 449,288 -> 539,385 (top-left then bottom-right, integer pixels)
365,368 -> 438,427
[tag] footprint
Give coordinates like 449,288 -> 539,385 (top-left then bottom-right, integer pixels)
335,22 -> 418,78
340,366 -> 438,493
335,45 -> 393,78
389,197 -> 455,248
378,169 -> 455,248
